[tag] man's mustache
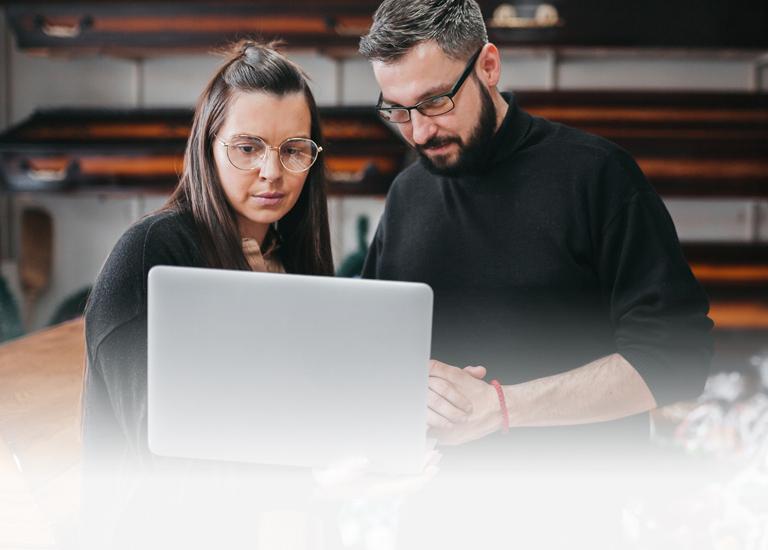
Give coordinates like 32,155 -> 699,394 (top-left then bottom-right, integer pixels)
416,136 -> 462,154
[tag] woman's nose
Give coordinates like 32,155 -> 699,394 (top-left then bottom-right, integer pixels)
259,147 -> 283,181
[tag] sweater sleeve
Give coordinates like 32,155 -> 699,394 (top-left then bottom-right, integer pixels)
361,212 -> 385,280
84,212 -> 314,498
596,156 -> 714,407
85,213 -> 205,467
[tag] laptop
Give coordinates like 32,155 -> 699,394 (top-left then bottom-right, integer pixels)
147,265 -> 434,474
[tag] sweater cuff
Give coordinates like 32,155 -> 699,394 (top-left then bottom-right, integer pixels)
618,348 -> 707,409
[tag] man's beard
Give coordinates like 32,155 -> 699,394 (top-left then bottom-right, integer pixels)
416,82 -> 497,177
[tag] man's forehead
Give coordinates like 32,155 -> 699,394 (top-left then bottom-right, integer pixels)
373,44 -> 463,105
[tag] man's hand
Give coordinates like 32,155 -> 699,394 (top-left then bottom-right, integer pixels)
427,360 -> 502,445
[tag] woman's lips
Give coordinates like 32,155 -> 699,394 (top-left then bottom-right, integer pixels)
253,192 -> 284,206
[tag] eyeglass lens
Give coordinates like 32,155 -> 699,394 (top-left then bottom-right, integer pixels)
382,96 -> 454,123
226,136 -> 319,172
377,47 -> 482,123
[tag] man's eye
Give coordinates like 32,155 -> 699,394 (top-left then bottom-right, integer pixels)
424,96 -> 450,107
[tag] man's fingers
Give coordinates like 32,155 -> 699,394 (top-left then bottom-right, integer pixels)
463,365 -> 486,379
428,377 -> 473,416
429,376 -> 473,413
429,359 -> 446,375
426,407 -> 454,430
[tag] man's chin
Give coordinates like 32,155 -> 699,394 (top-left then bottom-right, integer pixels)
426,151 -> 453,167
418,152 -> 464,177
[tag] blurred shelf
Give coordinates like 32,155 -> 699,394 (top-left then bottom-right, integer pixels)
516,92 -> 768,198
685,244 -> 768,332
0,106 -> 407,195
706,301 -> 768,331
2,1 -> 767,56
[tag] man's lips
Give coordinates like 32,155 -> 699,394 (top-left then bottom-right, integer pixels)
418,138 -> 460,156
253,192 -> 284,206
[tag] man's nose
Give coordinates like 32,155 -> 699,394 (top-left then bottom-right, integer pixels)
409,110 -> 438,145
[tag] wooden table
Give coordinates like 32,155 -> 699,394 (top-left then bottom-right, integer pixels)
0,319 -> 85,549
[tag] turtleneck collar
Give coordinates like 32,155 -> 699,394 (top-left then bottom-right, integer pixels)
483,92 -> 533,172
418,91 -> 533,178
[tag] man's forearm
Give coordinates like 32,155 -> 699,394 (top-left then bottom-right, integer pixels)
503,353 -> 658,428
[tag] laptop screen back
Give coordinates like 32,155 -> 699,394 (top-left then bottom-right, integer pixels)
147,265 -> 433,474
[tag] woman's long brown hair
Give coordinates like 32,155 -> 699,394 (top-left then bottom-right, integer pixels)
162,39 -> 334,276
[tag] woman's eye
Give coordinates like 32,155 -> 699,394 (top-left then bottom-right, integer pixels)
237,145 -> 255,154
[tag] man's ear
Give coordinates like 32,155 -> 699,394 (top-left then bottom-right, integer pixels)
477,43 -> 502,88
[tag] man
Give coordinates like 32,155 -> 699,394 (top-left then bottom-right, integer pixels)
359,0 -> 713,547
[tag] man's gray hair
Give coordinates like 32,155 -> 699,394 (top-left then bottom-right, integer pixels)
359,0 -> 488,63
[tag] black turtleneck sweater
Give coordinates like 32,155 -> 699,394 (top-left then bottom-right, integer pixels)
362,92 -> 713,461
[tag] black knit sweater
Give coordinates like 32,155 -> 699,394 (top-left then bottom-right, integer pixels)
81,210 -> 320,549
362,93 -> 713,460
83,211 -> 205,465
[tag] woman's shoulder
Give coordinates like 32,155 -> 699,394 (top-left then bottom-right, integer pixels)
122,209 -> 195,243
85,209 -> 204,344
109,209 -> 201,267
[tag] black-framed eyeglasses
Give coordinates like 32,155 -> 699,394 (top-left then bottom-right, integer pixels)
376,48 -> 483,124
216,135 -> 322,173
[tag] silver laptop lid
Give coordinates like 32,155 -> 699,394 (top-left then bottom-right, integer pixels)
147,265 -> 433,474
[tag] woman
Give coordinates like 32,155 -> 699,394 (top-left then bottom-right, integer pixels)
80,41 -> 335,549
